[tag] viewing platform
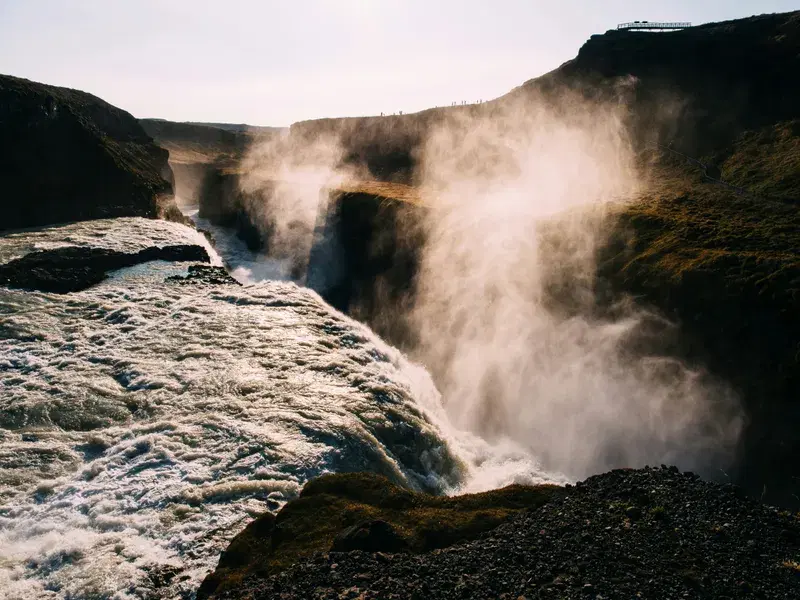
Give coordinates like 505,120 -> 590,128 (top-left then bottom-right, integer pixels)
616,21 -> 691,31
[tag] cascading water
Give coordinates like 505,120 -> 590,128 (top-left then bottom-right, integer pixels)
0,217 -> 553,599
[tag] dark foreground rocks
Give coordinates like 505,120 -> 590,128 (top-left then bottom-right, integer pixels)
198,473 -> 561,598
202,468 -> 800,599
0,244 -> 210,293
0,74 -> 178,230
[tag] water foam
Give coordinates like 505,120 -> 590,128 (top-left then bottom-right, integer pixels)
1,218 -> 537,599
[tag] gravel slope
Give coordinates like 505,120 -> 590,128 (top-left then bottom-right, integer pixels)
213,467 -> 800,599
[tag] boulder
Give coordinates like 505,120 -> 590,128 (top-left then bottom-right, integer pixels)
167,264 -> 241,286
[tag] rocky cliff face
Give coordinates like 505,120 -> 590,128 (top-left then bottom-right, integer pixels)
572,13 -> 800,507
138,119 -> 285,212
287,11 -> 800,192
306,190 -> 425,348
0,74 -> 176,231
555,11 -> 800,160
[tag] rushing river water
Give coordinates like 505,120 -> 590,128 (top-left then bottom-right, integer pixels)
0,217 -> 551,599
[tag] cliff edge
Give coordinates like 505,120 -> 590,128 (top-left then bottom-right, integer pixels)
0,74 -> 176,230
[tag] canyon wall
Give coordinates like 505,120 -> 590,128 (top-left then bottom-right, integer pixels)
0,74 -> 176,230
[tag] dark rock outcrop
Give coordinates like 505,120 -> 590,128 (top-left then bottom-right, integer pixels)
290,112 -> 437,184
307,191 -> 425,349
196,172 -> 427,346
167,264 -> 241,286
200,467 -> 800,599
0,74 -> 176,231
0,244 -> 209,293
197,170 -> 267,251
331,520 -> 410,554
554,12 -> 800,159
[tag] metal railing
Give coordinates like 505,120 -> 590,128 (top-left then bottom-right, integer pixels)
617,21 -> 691,31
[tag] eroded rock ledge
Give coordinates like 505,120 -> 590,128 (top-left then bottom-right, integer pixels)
198,472 -> 560,599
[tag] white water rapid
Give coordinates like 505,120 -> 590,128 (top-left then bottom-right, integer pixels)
0,217 -> 551,599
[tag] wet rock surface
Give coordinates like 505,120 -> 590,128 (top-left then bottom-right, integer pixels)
0,244 -> 210,293
208,467 -> 800,599
167,264 -> 241,286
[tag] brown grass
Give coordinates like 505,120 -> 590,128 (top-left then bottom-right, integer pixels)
334,180 -> 424,205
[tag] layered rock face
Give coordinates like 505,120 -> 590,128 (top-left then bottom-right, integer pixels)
0,74 -> 175,230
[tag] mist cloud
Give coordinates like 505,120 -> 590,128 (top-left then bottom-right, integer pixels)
237,89 -> 743,488
238,130 -> 348,279
410,92 -> 743,482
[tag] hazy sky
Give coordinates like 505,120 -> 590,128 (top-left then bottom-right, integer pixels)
1,1 -> 796,125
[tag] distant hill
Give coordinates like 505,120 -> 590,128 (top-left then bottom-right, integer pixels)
185,121 -> 283,135
139,118 -> 285,166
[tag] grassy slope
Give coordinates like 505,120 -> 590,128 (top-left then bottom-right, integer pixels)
600,139 -> 800,503
198,473 -> 561,598
713,120 -> 800,201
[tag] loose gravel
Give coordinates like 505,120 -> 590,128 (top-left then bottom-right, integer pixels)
213,466 -> 800,599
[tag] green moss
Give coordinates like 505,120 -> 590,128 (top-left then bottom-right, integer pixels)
198,472 -> 562,598
598,135 -> 800,505
714,120 -> 800,202
650,506 -> 667,520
